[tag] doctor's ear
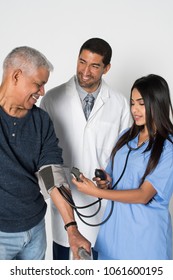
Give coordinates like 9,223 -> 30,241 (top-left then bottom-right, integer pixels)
103,63 -> 111,75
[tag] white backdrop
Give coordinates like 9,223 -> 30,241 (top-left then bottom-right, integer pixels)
0,0 -> 173,260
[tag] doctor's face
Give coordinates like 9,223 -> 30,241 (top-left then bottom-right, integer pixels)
77,49 -> 110,93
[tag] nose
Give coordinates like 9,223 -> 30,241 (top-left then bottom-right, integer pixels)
82,65 -> 91,76
131,103 -> 139,114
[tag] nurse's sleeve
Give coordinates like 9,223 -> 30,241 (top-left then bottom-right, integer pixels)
145,141 -> 173,203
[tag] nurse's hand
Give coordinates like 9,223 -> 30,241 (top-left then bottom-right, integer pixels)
93,170 -> 112,189
72,173 -> 112,197
72,174 -> 100,197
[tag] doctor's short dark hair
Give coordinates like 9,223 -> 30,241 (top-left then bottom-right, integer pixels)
79,38 -> 112,67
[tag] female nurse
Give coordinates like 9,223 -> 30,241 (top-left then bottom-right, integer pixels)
72,74 -> 173,259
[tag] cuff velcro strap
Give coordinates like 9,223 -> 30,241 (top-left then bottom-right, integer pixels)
64,221 -> 77,231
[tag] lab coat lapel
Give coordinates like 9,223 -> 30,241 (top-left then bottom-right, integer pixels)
88,82 -> 110,121
67,77 -> 86,124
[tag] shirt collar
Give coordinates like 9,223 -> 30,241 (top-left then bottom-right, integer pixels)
75,76 -> 102,102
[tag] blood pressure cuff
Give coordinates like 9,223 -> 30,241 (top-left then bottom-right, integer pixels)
35,164 -> 70,199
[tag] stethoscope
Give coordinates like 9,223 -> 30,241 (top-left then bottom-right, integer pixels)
58,138 -> 148,227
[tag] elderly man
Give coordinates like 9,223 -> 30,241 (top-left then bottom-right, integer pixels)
0,46 -> 90,260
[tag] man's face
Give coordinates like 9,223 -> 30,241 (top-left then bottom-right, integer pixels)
13,67 -> 49,110
77,49 -> 110,93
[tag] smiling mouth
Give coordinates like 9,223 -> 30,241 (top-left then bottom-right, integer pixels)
32,94 -> 39,101
82,76 -> 91,81
134,114 -> 141,118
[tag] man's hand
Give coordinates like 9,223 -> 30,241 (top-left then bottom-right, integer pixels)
66,226 -> 91,260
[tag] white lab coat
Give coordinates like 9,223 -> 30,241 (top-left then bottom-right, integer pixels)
40,76 -> 131,246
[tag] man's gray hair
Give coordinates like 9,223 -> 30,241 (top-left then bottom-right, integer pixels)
3,46 -> 53,74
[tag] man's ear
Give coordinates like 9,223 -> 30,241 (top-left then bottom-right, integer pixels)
103,63 -> 111,75
12,69 -> 22,85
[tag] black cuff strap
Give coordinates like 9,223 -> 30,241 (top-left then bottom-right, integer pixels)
64,221 -> 77,231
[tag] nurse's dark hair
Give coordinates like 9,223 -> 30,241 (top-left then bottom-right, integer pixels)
79,38 -> 112,67
111,74 -> 173,184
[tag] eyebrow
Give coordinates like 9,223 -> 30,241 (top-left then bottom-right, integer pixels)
131,97 -> 144,101
34,80 -> 46,86
79,58 -> 101,67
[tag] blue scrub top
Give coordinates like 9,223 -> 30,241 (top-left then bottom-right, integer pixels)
94,134 -> 173,259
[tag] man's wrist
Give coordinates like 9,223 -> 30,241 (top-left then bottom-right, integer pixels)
64,221 -> 77,231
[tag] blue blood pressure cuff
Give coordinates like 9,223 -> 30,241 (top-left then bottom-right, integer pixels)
35,164 -> 70,199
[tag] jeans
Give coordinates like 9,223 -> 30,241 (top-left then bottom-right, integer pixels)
0,218 -> 46,260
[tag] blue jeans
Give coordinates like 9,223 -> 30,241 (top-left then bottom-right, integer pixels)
0,218 -> 46,260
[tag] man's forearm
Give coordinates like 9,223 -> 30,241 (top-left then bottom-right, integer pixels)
50,187 -> 76,225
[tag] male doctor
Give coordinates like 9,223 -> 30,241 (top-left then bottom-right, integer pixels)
40,38 -> 131,259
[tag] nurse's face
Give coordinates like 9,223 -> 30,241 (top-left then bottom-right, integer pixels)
131,88 -> 146,126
